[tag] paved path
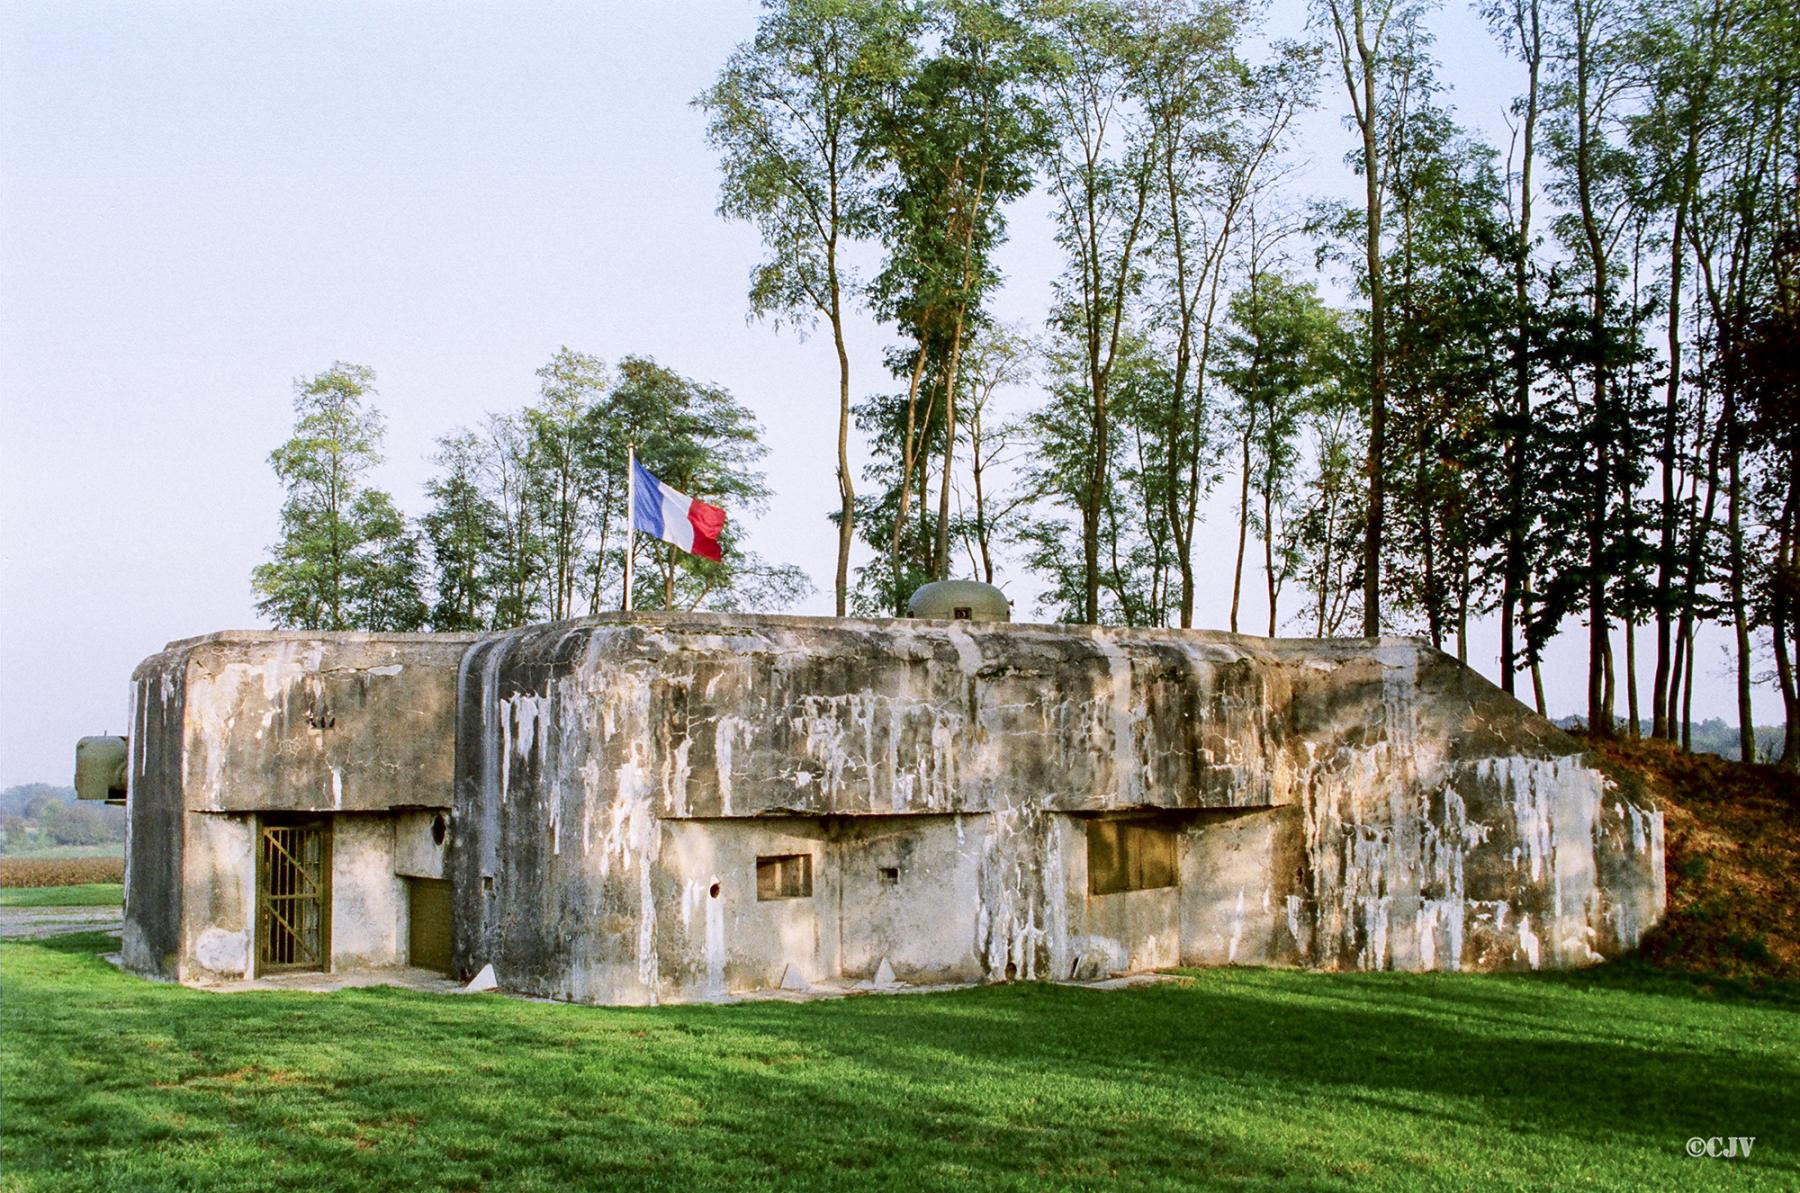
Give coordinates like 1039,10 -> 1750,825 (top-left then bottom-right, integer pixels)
0,906 -> 122,939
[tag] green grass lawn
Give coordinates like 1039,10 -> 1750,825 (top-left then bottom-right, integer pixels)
0,883 -> 122,908
3,933 -> 1795,1192
0,844 -> 126,860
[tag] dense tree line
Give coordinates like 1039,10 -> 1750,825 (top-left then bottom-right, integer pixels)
255,0 -> 1794,769
0,786 -> 124,854
252,353 -> 811,634
698,0 -> 1796,766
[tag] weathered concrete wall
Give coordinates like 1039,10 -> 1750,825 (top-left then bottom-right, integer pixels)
124,648 -> 188,979
120,615 -> 1663,1000
330,815 -> 404,970
661,820 -> 838,995
183,812 -> 255,981
831,816 -> 985,982
120,631 -> 478,982
652,815 -> 988,997
174,810 -> 406,978
450,613 -> 1665,1004
1178,807 -> 1305,968
394,811 -> 449,879
176,632 -> 476,814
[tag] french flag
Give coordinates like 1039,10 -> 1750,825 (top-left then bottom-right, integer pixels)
631,459 -> 725,562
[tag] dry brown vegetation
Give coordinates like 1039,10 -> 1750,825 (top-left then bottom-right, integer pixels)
0,857 -> 125,888
1582,733 -> 1800,981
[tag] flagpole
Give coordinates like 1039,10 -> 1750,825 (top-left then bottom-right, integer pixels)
624,442 -> 635,613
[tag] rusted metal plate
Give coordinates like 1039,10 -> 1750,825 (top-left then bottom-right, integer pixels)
1087,820 -> 1177,896
408,877 -> 454,973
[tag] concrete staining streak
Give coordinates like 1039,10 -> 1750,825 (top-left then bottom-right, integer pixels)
1479,754 -> 1610,965
183,642 -> 388,807
977,805 -> 1050,981
1518,913 -> 1542,968
1096,636 -> 1142,805
1415,788 -> 1482,972
556,640 -> 664,999
713,716 -> 748,814
794,694 -> 859,803
1294,645 -> 1662,973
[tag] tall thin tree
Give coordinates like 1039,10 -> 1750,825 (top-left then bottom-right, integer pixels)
699,0 -> 917,614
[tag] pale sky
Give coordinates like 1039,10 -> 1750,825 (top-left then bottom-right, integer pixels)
0,1 -> 1776,788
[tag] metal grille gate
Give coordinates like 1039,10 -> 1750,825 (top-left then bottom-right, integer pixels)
257,819 -> 330,973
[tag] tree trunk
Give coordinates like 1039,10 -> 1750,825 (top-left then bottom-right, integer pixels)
1419,461 -> 1441,650
1625,617 -> 1640,737
1682,621 -> 1697,751
1524,567 -> 1547,716
1727,432 -> 1755,761
1231,426 -> 1253,634
1456,562 -> 1469,665
1653,174 -> 1695,739
827,217 -> 854,617
890,344 -> 931,612
1774,503 -> 1799,770
1602,635 -> 1615,731
1672,389 -> 1721,743
969,401 -> 995,585
1573,0 -> 1613,737
1500,0 -> 1541,699
932,321 -> 967,580
931,161 -> 988,582
1264,484 -> 1278,637
1162,147 -> 1198,630
1357,7 -> 1387,639
1084,366 -> 1106,624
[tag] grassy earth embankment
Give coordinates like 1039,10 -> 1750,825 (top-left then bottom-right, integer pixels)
1580,733 -> 1800,981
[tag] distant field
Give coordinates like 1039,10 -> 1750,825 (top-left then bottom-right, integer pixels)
0,844 -> 126,860
0,856 -> 124,888
3,933 -> 1795,1192
0,883 -> 122,908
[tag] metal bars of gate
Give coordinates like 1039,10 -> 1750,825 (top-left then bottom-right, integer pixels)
258,821 -> 329,972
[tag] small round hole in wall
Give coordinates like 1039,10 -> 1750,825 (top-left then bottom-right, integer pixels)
709,882 -> 721,898
431,813 -> 448,846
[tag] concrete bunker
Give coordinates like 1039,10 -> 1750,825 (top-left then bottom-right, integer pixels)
114,613 -> 1665,1003
120,631 -> 478,982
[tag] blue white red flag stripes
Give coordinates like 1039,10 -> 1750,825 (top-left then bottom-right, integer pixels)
631,460 -> 725,562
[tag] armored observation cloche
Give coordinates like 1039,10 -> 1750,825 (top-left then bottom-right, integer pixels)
905,579 -> 1011,623
74,735 -> 128,804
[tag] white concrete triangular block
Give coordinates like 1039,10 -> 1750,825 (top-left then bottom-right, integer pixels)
464,963 -> 498,993
779,963 -> 810,991
873,958 -> 898,987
